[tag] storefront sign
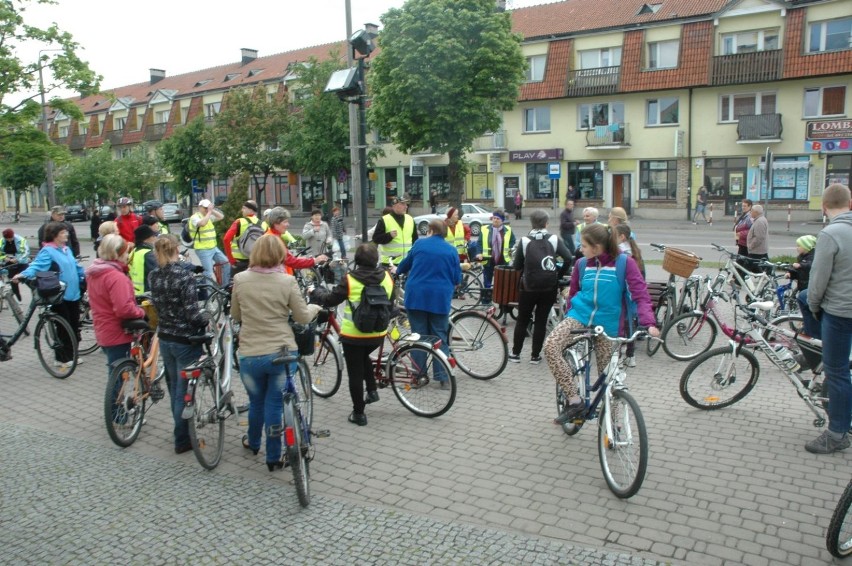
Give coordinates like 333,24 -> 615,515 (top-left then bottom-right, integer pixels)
805,139 -> 851,153
509,148 -> 564,162
409,159 -> 424,177
807,120 -> 852,140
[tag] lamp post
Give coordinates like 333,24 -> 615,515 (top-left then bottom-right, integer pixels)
38,49 -> 63,209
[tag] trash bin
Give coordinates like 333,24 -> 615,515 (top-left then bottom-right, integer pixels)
493,266 -> 520,306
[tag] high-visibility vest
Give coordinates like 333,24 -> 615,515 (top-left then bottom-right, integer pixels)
445,222 -> 466,255
340,272 -> 393,339
380,214 -> 414,264
190,213 -> 217,250
480,225 -> 512,263
129,247 -> 152,295
229,216 -> 260,260
158,221 -> 170,235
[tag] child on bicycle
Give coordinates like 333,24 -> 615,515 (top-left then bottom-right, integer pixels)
543,223 -> 659,424
785,235 -> 815,292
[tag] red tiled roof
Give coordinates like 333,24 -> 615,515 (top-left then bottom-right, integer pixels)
519,39 -> 571,101
620,21 -> 714,91
782,7 -> 852,79
510,0 -> 730,40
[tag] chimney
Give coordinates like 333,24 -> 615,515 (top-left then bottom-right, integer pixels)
150,68 -> 166,85
241,48 -> 258,65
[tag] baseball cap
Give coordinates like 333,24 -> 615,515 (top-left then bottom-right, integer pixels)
51,205 -> 66,214
198,199 -> 212,208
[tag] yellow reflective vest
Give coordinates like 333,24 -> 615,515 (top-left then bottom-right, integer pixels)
129,247 -> 152,295
445,222 -> 466,255
480,225 -> 513,264
190,213 -> 217,250
230,216 -> 260,260
380,213 -> 414,264
341,272 -> 394,339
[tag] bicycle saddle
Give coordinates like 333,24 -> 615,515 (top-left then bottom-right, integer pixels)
121,319 -> 150,332
747,301 -> 774,312
187,332 -> 215,346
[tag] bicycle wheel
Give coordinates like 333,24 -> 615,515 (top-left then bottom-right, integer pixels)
661,312 -> 718,361
283,398 -> 311,508
557,342 -> 587,436
187,372 -> 225,470
763,314 -> 804,351
448,310 -> 507,380
2,292 -> 26,328
827,478 -> 852,558
297,360 -> 313,429
598,389 -> 648,498
77,297 -> 100,355
104,360 -> 145,447
310,334 -> 342,398
646,299 -> 669,356
389,343 -> 456,417
680,346 -> 760,410
35,314 -> 78,379
456,271 -> 483,306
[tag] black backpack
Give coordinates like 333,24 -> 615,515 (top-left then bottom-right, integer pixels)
520,233 -> 559,291
348,281 -> 393,333
180,219 -> 200,248
237,220 -> 264,256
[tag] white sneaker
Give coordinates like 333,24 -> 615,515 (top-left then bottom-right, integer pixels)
625,356 -> 636,367
76,358 -> 84,366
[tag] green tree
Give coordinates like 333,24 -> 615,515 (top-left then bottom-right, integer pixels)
0,122 -> 64,215
114,144 -> 163,203
158,116 -> 215,201
368,0 -> 525,207
54,143 -> 118,207
205,85 -> 292,208
286,56 -> 350,207
0,160 -> 44,221
217,172 -> 250,244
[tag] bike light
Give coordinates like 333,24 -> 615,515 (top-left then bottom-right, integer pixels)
448,356 -> 457,369
284,426 -> 296,447
130,346 -> 141,357
432,340 -> 442,350
184,393 -> 192,402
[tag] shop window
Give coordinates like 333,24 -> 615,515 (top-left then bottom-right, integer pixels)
639,160 -> 677,200
404,174 -> 423,200
761,157 -> 810,200
526,163 -> 553,199
428,166 -> 449,198
567,162 -> 603,200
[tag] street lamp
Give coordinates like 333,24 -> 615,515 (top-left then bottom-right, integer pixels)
38,49 -> 63,209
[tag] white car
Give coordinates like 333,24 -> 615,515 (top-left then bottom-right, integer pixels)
413,203 -> 493,236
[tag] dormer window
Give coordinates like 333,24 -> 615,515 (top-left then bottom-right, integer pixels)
224,73 -> 241,82
638,3 -> 661,15
195,79 -> 213,87
247,69 -> 264,78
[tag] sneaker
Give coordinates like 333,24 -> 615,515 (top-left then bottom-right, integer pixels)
530,355 -> 542,365
554,401 -> 585,424
508,354 -> 521,363
365,390 -> 380,404
805,430 -> 851,454
624,356 -> 636,368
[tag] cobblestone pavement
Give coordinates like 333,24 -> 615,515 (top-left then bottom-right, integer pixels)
1,264 -> 849,564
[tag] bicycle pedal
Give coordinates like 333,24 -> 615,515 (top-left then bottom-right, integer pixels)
313,429 -> 331,438
150,384 -> 165,401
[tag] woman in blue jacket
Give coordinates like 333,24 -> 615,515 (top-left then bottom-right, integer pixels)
543,224 -> 659,424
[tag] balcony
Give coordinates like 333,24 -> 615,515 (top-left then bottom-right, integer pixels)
106,129 -> 124,145
473,130 -> 507,153
144,123 -> 168,141
70,135 -> 87,150
737,114 -> 783,143
711,50 -> 782,86
585,123 -> 630,149
567,66 -> 620,97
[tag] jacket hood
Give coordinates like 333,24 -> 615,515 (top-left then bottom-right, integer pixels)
349,266 -> 389,286
831,211 -> 852,227
85,259 -> 128,280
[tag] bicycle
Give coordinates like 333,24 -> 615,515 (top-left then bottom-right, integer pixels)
447,303 -> 508,380
77,290 -> 100,355
646,243 -> 702,356
709,243 -> 777,304
104,312 -> 165,447
555,325 -> 651,498
0,268 -> 26,329
678,301 -> 828,430
0,279 -> 79,378
827,477 -> 852,558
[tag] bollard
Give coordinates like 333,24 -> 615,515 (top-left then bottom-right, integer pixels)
708,202 -> 713,225
787,204 -> 791,231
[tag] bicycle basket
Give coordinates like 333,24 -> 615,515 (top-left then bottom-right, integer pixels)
290,319 -> 317,356
662,248 -> 700,278
141,300 -> 159,329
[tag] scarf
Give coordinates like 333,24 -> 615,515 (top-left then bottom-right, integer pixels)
492,226 -> 503,263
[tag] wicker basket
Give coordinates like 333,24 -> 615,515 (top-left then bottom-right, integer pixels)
662,247 -> 700,277
140,300 -> 158,330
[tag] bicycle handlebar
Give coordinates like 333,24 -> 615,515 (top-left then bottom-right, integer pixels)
649,242 -> 666,251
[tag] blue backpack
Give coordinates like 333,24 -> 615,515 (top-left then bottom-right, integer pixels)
575,253 -> 638,335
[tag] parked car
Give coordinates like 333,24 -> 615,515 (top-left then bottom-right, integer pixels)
64,204 -> 89,222
161,203 -> 185,223
413,203 -> 494,236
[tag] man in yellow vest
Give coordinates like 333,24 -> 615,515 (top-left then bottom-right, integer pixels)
372,196 -> 418,266
190,198 -> 230,286
144,201 -> 170,234
129,224 -> 158,295
223,200 -> 261,277
473,209 -> 515,305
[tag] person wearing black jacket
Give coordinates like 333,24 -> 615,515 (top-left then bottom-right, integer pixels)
559,199 -> 577,255
38,206 -> 80,258
372,197 -> 418,266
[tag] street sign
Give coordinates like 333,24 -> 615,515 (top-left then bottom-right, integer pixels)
191,179 -> 202,193
548,162 -> 561,179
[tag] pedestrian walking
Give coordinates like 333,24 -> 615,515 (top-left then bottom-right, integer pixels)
330,206 -> 347,259
734,199 -> 753,260
692,186 -> 709,224
514,191 -> 523,220
429,190 -> 438,214
559,200 -> 577,255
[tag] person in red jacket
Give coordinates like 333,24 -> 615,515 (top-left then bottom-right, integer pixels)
222,200 -> 261,276
264,207 -> 327,274
115,197 -> 142,243
84,233 -> 146,377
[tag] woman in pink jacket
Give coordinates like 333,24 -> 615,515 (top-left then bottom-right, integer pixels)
85,234 -> 146,375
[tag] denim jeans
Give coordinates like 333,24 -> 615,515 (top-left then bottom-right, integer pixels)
160,339 -> 202,450
102,343 -> 131,379
821,312 -> 852,435
239,353 -> 294,463
797,289 -> 822,339
337,238 -> 347,259
407,309 -> 450,382
195,247 -> 231,287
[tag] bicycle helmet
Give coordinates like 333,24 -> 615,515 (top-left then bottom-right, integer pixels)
144,200 -> 163,211
117,197 -> 133,206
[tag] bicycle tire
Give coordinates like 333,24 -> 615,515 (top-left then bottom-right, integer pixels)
827,478 -> 852,558
283,398 -> 311,507
2,292 -> 26,329
763,314 -> 804,351
389,343 -> 456,417
297,360 -> 313,429
104,360 -> 145,447
35,314 -> 78,378
661,312 -> 718,361
310,334 -> 342,398
77,297 -> 100,355
598,389 -> 648,498
456,271 -> 484,306
646,300 -> 669,356
680,346 -> 760,410
557,342 -> 587,436
187,372 -> 225,470
449,310 -> 507,380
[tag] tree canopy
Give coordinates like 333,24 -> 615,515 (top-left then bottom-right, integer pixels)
368,0 -> 525,206
158,116 -> 215,200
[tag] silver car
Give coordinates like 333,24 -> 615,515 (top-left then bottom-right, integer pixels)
161,203 -> 185,223
413,203 -> 493,236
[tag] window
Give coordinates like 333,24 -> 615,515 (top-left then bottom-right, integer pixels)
721,29 -> 779,55
525,55 -> 546,82
568,162 -> 604,200
578,102 -> 625,129
114,117 -> 126,130
526,163 -> 553,199
808,18 -> 852,53
524,107 -> 550,132
804,86 -> 846,117
639,161 -> 677,200
428,166 -> 449,197
720,92 -> 775,122
155,110 -> 170,124
274,176 -> 292,205
205,102 -> 221,118
762,156 -> 810,200
58,125 -> 69,137
647,98 -> 679,126
78,124 -> 87,135
647,40 -> 679,69
579,47 -> 622,69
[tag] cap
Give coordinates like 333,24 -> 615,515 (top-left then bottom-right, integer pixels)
198,199 -> 212,208
390,196 -> 409,205
2,228 -> 13,239
134,224 -> 157,243
796,235 -> 817,252
243,200 -> 259,212
50,205 -> 66,214
117,197 -> 133,206
144,200 -> 163,211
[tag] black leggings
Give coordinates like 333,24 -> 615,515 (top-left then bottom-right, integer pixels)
512,288 -> 557,358
52,299 -> 81,363
342,342 -> 379,414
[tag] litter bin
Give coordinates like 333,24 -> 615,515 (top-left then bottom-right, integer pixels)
493,265 -> 520,306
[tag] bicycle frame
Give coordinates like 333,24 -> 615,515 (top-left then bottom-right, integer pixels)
566,328 -> 635,424
0,281 -> 61,359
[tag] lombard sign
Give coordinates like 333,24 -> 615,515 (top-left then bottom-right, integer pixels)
509,148 -> 564,162
807,120 -> 852,140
